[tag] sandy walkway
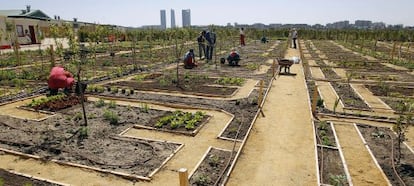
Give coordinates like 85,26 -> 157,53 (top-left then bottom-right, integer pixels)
227,48 -> 317,185
333,122 -> 390,185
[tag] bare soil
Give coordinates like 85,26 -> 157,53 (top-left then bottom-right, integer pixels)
331,82 -> 371,110
365,85 -> 414,97
357,124 -> 414,186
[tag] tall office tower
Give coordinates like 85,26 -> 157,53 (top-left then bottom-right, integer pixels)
171,9 -> 176,28
182,9 -> 191,27
160,10 -> 166,29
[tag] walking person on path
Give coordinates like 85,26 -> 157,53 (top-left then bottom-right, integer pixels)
205,30 -> 216,61
240,27 -> 246,46
291,28 -> 298,49
197,31 -> 206,59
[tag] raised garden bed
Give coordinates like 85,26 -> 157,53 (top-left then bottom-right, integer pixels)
136,110 -> 211,136
314,121 -> 349,185
24,95 -> 83,112
108,80 -> 238,97
189,147 -> 233,186
331,82 -> 371,110
365,85 -> 414,97
0,101 -> 183,180
357,124 -> 414,185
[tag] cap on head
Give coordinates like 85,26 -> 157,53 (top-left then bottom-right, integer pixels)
189,49 -> 194,53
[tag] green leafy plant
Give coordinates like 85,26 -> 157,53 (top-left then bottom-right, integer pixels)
111,86 -> 118,94
208,154 -> 220,167
329,174 -> 347,186
322,136 -> 332,146
103,109 -> 119,125
154,110 -> 205,130
140,103 -> 150,113
94,99 -> 106,108
214,77 -> 245,86
194,174 -> 211,186
317,98 -> 324,108
73,112 -> 83,121
79,126 -> 88,139
108,100 -> 117,108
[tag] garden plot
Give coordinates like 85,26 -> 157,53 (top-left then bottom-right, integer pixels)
356,124 -> 414,185
104,73 -> 241,98
0,97 -> 194,181
314,121 -> 350,186
0,38 -> 282,185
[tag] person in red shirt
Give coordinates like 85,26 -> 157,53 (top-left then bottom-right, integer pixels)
227,48 -> 241,66
48,65 -> 75,96
183,49 -> 197,69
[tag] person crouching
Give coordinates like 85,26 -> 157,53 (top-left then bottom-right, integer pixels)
47,65 -> 75,96
183,49 -> 197,69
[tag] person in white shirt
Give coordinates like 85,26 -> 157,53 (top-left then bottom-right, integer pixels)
291,28 -> 298,49
240,27 -> 245,46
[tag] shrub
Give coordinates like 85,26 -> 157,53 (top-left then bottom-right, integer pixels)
140,103 -> 150,113
103,110 -> 119,125
94,99 -> 106,108
79,126 -> 88,139
108,100 -> 117,108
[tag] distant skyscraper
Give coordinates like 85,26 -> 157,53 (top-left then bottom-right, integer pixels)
182,9 -> 191,27
171,9 -> 176,28
160,10 -> 166,30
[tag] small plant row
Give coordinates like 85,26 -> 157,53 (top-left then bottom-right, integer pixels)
214,77 -> 245,86
155,110 -> 206,130
317,121 -> 334,147
27,94 -> 66,107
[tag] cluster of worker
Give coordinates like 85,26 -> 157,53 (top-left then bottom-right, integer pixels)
48,28 -> 299,95
183,28 -> 246,69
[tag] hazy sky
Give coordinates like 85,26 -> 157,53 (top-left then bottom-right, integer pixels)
2,0 -> 413,27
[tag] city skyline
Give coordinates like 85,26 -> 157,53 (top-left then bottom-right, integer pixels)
2,0 -> 414,27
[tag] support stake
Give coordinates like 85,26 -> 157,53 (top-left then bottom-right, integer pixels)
311,84 -> 318,115
258,80 -> 265,117
178,168 -> 189,186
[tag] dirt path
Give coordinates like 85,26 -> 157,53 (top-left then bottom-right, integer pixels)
227,48 -> 317,185
333,122 -> 390,185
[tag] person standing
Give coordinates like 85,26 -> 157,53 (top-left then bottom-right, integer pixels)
205,30 -> 216,61
240,27 -> 246,46
291,28 -> 298,49
197,31 -> 206,59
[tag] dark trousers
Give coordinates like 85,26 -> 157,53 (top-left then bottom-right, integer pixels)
206,45 -> 214,60
292,38 -> 297,49
198,43 -> 206,58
